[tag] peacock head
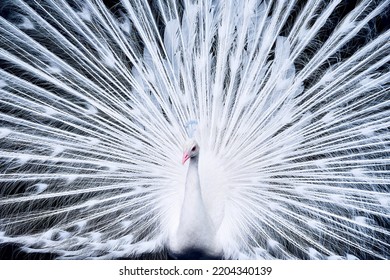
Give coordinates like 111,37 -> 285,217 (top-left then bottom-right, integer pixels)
182,139 -> 199,164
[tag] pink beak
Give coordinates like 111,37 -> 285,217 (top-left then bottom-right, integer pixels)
182,152 -> 190,164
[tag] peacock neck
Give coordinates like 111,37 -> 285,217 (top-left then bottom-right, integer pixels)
186,155 -> 199,186
182,155 -> 203,205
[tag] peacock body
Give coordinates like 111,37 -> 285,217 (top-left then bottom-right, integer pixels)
0,0 -> 389,259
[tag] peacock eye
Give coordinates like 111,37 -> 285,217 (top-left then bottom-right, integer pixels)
191,146 -> 196,152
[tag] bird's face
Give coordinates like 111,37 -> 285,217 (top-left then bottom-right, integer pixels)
182,139 -> 199,164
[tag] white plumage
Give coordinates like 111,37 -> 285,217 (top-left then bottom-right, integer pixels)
0,0 -> 389,259
169,139 -> 221,258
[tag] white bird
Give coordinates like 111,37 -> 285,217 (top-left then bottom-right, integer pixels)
169,139 -> 221,259
0,0 -> 389,260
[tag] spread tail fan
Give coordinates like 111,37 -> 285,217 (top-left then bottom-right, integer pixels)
0,0 -> 389,259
